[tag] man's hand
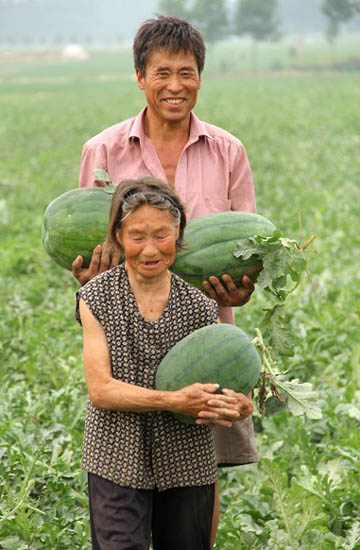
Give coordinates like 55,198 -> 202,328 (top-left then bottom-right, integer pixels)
172,383 -> 241,427
202,273 -> 257,307
72,243 -> 122,286
196,389 -> 254,427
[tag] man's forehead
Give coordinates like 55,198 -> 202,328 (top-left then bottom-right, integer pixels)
146,47 -> 197,69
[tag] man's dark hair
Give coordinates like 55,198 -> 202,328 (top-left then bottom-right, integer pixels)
133,16 -> 206,76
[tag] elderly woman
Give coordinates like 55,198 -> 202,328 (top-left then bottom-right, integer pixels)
76,177 -> 250,550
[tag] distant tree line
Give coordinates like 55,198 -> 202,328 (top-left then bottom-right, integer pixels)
322,0 -> 360,43
158,0 -> 360,48
0,0 -> 359,62
158,0 -> 281,45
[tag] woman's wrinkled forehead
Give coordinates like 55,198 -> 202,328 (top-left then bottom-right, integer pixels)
123,189 -> 178,209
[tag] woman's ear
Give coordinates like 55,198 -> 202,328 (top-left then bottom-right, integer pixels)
116,228 -> 123,250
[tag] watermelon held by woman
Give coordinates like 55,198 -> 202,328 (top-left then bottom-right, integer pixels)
155,323 -> 262,424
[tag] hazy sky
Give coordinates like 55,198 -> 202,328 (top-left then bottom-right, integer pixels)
0,0 -> 358,45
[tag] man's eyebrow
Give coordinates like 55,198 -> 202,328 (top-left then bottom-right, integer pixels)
155,65 -> 196,72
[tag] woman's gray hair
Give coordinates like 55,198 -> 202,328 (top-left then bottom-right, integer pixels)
120,191 -> 181,227
107,177 -> 187,252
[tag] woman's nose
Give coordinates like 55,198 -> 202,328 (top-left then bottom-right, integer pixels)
142,239 -> 158,256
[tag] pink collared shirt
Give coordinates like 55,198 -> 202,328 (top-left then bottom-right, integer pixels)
79,107 -> 256,323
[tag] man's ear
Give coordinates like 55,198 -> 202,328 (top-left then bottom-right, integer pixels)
136,69 -> 144,90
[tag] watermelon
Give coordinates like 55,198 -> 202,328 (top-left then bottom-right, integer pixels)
155,323 -> 261,423
42,189 -> 275,285
172,211 -> 276,287
41,186 -> 113,270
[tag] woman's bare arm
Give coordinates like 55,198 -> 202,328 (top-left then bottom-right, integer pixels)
79,299 -> 240,424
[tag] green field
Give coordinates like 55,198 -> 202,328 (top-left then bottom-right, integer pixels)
1,49 -> 360,549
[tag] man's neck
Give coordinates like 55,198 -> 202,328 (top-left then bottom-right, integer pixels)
143,109 -> 191,145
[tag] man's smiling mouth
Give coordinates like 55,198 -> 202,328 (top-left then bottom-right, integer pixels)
164,98 -> 185,104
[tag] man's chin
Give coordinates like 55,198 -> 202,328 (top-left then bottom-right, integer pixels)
160,109 -> 190,124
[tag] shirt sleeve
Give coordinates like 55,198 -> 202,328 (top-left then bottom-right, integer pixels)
228,142 -> 256,213
75,280 -> 107,326
79,141 -> 107,188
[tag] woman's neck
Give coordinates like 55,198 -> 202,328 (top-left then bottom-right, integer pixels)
125,264 -> 171,295
125,265 -> 172,322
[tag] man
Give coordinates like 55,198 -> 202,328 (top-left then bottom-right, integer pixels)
73,15 -> 258,544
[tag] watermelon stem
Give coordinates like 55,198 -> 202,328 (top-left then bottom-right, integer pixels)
253,328 -> 283,417
253,328 -> 322,420
298,234 -> 316,252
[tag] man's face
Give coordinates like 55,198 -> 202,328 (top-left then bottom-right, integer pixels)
136,48 -> 201,125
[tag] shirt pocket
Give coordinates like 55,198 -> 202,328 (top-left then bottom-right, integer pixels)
204,195 -> 231,213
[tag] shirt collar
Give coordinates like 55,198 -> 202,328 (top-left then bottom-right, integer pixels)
129,106 -> 147,141
189,111 -> 213,141
129,107 -> 213,142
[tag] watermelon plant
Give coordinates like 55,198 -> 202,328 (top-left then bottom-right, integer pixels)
155,323 -> 321,423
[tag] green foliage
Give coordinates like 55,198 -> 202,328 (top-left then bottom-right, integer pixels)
233,0 -> 281,72
234,0 -> 281,42
158,0 -> 229,45
190,0 -> 228,44
158,0 -> 189,18
322,0 -> 360,21
321,0 -> 360,42
1,52 -> 360,548
234,232 -> 307,300
234,232 -> 308,353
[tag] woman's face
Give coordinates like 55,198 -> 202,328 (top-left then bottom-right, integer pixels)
118,204 -> 180,281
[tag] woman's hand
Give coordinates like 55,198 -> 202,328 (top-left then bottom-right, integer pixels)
196,389 -> 254,428
172,383 -> 241,427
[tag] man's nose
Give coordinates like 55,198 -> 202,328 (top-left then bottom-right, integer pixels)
166,74 -> 182,93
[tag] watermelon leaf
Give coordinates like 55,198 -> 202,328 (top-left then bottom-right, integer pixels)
272,376 -> 322,420
93,168 -> 113,184
253,328 -> 322,420
233,232 -> 307,300
234,231 -> 311,355
261,304 -> 294,357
